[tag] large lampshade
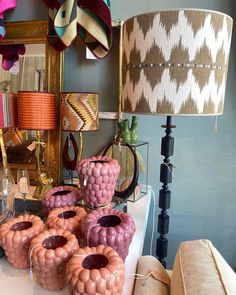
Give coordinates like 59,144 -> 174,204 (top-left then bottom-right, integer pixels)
61,92 -> 99,132
17,91 -> 57,130
0,93 -> 17,128
121,9 -> 233,115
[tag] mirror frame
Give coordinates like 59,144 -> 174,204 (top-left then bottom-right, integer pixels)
2,20 -> 63,185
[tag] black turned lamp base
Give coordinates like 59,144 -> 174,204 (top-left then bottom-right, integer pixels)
0,246 -> 5,259
156,116 -> 175,268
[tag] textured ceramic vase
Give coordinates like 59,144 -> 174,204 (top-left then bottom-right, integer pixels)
0,214 -> 44,269
80,207 -> 135,260
66,245 -> 125,295
46,205 -> 87,238
42,185 -> 81,216
30,228 -> 79,291
77,155 -> 120,207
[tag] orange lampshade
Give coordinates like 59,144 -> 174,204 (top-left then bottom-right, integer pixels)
17,91 -> 57,130
0,93 -> 17,128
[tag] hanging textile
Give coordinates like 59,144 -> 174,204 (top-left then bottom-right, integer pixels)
42,0 -> 112,58
0,0 -> 17,39
0,44 -> 25,70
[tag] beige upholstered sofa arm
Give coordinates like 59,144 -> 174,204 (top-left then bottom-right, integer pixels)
171,239 -> 236,295
133,239 -> 236,295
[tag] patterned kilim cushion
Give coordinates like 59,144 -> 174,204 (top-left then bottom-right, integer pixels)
61,92 -> 99,132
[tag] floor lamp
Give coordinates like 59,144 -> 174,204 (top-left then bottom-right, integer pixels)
17,91 -> 57,199
121,9 -> 233,267
60,92 -> 99,183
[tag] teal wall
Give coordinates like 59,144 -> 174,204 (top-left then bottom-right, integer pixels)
6,0 -> 236,268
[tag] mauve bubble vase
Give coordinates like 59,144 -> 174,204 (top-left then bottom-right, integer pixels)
46,205 -> 87,238
66,245 -> 125,295
29,228 -> 79,291
42,185 -> 81,216
79,207 -> 135,260
77,155 -> 120,207
0,214 -> 44,269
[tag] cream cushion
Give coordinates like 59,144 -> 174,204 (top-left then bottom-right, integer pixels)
132,255 -> 170,295
171,239 -> 236,295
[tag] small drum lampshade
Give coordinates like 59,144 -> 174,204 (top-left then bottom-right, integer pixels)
17,91 -> 57,130
61,92 -> 99,132
0,93 -> 17,128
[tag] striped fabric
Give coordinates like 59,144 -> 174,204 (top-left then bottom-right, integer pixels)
42,0 -> 112,58
77,0 -> 112,58
0,93 -> 17,128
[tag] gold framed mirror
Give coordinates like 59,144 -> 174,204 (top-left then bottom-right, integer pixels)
0,20 -> 63,186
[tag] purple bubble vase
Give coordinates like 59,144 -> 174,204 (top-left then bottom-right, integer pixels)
77,156 -> 120,207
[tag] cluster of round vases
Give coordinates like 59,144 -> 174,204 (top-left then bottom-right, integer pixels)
0,154 -> 136,294
0,214 -> 44,269
42,185 -> 81,216
77,155 -> 120,207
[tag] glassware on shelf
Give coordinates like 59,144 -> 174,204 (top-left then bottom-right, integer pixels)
17,168 -> 30,214
0,168 -> 15,223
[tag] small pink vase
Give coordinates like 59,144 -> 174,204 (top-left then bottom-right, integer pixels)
46,205 -> 87,238
66,245 -> 125,295
79,207 -> 135,260
30,228 -> 79,290
0,214 -> 44,269
77,155 -> 120,207
42,185 -> 81,216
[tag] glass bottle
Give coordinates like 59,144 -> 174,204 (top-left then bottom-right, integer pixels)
0,168 -> 15,223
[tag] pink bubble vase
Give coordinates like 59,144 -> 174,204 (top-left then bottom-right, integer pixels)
79,207 -> 136,260
77,156 -> 120,207
65,245 -> 125,295
46,205 -> 87,238
29,228 -> 79,290
42,185 -> 81,216
0,214 -> 44,269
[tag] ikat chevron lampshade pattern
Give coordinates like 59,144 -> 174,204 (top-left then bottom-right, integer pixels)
121,9 -> 233,115
61,92 -> 99,131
